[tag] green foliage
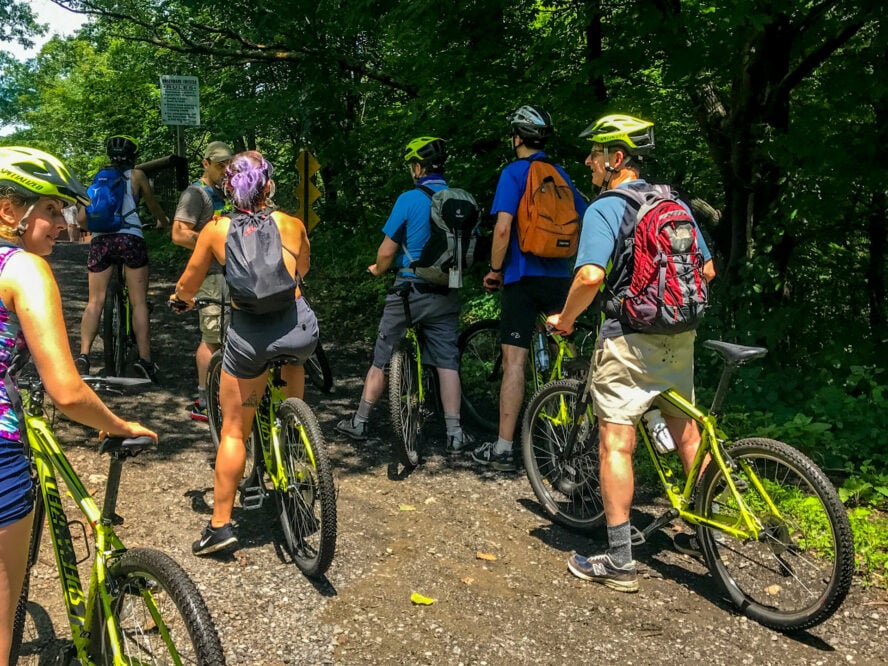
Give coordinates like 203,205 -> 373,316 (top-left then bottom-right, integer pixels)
847,507 -> 888,587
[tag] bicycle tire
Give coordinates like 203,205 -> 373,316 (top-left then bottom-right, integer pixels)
306,338 -> 334,393
521,379 -> 605,532
206,350 -> 255,486
90,547 -> 225,665
695,438 -> 854,632
11,484 -> 45,662
275,398 -> 337,577
102,276 -> 127,377
389,344 -> 421,468
457,319 -> 501,434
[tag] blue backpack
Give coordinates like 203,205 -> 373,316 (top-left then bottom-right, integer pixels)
85,167 -> 134,232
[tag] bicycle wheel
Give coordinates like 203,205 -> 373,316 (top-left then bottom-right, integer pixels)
560,321 -> 596,380
275,398 -> 337,577
206,350 -> 256,485
389,342 -> 422,468
306,338 -> 334,393
9,495 -> 43,662
521,379 -> 605,531
103,276 -> 127,376
696,438 -> 855,632
458,319 -> 501,433
91,547 -> 225,665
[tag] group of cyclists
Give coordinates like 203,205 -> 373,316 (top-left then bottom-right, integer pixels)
0,103 -> 718,661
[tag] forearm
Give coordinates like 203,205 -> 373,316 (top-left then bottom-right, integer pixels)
51,385 -> 132,434
559,266 -> 603,326
489,213 -> 512,270
171,223 -> 199,249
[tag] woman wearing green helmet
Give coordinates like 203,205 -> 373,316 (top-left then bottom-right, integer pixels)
0,147 -> 157,663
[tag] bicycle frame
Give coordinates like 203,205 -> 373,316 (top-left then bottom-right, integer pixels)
252,368 -> 317,491
637,389 -> 776,541
23,400 -> 171,663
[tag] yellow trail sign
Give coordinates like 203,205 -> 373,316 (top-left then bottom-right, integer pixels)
294,148 -> 321,232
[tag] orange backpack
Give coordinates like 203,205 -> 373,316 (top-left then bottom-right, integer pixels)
515,159 -> 580,258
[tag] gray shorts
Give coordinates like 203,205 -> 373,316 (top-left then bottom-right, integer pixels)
372,283 -> 460,370
222,298 -> 319,379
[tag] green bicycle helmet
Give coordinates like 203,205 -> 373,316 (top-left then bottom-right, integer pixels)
404,137 -> 447,170
579,114 -> 655,156
106,134 -> 139,163
0,146 -> 90,206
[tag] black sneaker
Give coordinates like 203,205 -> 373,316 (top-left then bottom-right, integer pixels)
445,430 -> 473,456
133,358 -> 159,383
471,441 -> 517,471
74,354 -> 90,376
192,522 -> 238,556
674,530 -> 724,559
567,552 -> 639,592
335,416 -> 369,441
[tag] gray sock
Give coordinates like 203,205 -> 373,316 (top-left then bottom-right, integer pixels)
355,399 -> 374,423
444,413 -> 461,436
606,521 -> 633,567
493,437 -> 512,454
197,387 -> 207,408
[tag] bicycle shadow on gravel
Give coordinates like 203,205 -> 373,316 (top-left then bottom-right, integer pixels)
14,601 -> 71,666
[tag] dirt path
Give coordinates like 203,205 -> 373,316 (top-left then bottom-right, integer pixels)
15,241 -> 888,665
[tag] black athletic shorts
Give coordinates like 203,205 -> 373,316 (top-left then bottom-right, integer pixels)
500,276 -> 571,349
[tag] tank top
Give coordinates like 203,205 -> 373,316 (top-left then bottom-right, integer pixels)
0,245 -> 27,442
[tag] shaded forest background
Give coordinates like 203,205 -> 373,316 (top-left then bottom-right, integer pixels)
1,0 -> 886,548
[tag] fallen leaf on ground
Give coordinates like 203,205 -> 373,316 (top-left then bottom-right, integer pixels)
476,551 -> 498,561
399,504 -> 416,511
410,592 -> 435,605
461,577 -> 474,586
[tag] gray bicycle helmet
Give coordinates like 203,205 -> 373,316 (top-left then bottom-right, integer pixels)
508,105 -> 554,143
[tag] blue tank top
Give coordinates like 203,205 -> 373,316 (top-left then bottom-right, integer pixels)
0,245 -> 27,442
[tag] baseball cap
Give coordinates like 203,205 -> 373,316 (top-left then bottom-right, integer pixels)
204,141 -> 234,163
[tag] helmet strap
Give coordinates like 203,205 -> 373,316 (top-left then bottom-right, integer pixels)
14,202 -> 35,236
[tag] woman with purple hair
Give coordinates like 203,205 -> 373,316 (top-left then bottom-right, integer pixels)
171,150 -> 318,556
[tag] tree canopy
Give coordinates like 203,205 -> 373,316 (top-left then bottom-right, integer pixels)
1,0 -> 886,481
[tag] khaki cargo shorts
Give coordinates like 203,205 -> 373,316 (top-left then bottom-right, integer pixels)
197,274 -> 227,345
591,330 -> 696,425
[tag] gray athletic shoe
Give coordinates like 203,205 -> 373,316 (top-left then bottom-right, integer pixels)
567,552 -> 639,592
335,416 -> 369,441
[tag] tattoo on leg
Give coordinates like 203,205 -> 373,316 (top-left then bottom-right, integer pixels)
242,391 -> 260,408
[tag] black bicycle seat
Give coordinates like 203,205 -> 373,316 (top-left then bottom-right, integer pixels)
703,340 -> 768,364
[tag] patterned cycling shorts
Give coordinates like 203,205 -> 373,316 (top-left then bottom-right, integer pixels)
87,233 -> 149,272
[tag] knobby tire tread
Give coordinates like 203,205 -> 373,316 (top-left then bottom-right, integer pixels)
521,379 -> 604,532
277,398 -> 337,577
95,547 -> 225,665
102,278 -> 127,377
388,347 -> 420,468
696,437 -> 854,632
306,338 -> 334,393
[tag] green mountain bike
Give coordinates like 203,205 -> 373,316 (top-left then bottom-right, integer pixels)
11,373 -> 225,664
521,339 -> 854,632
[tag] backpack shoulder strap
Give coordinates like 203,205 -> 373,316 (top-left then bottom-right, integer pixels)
417,185 -> 435,200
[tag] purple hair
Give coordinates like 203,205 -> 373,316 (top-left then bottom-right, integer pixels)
224,151 -> 274,210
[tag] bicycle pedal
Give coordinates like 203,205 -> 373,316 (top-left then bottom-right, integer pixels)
239,485 -> 267,510
630,525 -> 647,547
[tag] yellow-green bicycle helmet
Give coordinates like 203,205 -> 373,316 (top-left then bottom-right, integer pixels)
403,137 -> 447,169
579,114 -> 655,156
0,146 -> 90,206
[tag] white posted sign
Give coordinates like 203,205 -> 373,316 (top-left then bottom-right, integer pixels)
159,75 -> 200,126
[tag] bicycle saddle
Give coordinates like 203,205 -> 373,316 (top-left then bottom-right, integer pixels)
703,340 -> 768,364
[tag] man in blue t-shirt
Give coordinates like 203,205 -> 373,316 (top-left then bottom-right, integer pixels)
336,137 -> 469,451
473,105 -> 587,471
547,114 -> 717,593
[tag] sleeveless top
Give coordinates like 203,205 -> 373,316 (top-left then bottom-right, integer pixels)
0,245 -> 27,442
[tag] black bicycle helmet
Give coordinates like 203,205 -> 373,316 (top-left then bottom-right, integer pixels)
106,134 -> 139,163
508,105 -> 554,143
404,137 -> 447,171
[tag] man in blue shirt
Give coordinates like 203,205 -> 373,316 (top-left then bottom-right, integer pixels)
473,105 -> 587,470
547,114 -> 716,593
336,137 -> 469,451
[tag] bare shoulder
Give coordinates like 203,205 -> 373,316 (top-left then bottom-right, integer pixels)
271,210 -> 307,237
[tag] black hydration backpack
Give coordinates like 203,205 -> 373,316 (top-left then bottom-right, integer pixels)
224,208 -> 299,314
404,186 -> 480,288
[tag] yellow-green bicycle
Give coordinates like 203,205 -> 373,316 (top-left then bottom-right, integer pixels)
521,339 -> 854,632
11,373 -> 225,664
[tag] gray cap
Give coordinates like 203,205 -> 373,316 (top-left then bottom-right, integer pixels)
203,141 -> 233,162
